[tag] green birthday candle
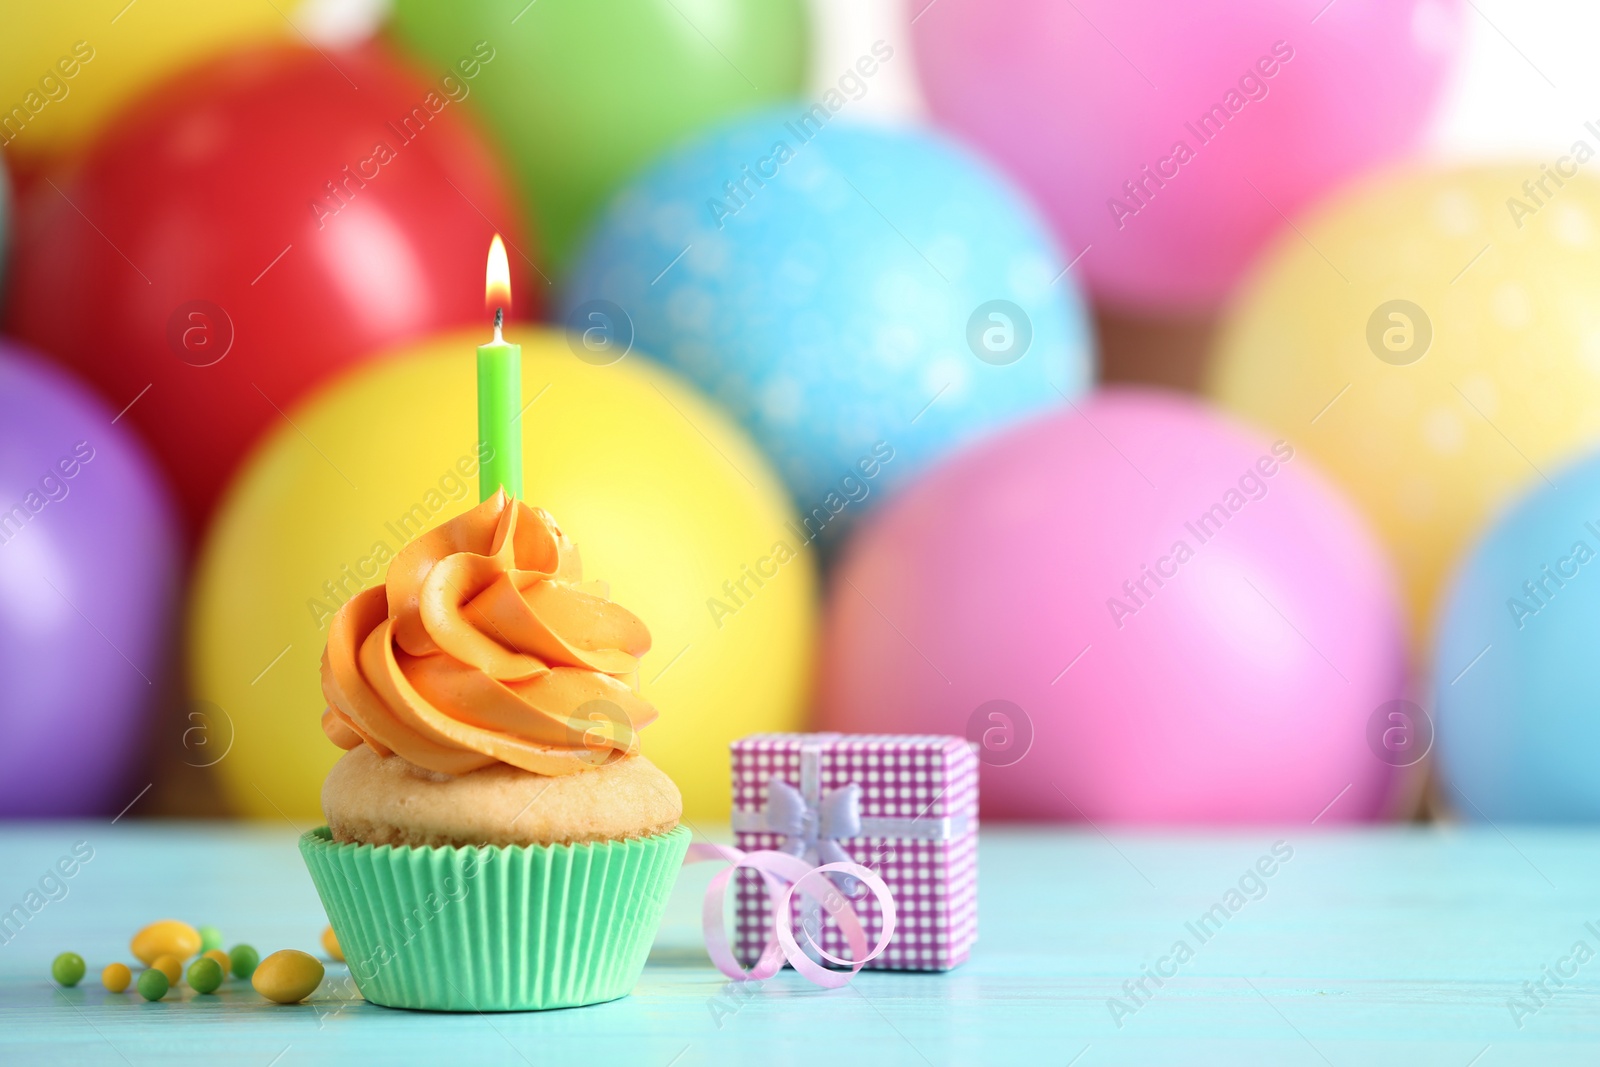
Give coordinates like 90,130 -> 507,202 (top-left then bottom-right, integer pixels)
477,233 -> 522,501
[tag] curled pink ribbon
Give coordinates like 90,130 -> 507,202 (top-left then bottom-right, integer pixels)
685,842 -> 898,989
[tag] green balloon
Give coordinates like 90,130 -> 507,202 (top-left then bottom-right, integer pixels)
389,0 -> 810,273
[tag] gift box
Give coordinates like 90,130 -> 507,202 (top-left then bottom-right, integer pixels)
731,732 -> 978,972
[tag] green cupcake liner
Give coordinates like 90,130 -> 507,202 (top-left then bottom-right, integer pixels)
299,824 -> 690,1012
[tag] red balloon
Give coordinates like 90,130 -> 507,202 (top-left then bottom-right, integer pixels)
6,44 -> 536,536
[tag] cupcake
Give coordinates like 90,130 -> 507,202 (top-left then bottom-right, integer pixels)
299,490 -> 689,1011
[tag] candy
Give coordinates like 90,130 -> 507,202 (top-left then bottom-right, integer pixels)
198,925 -> 224,954
51,952 -> 85,987
150,955 -> 183,985
131,920 -> 201,965
251,949 -> 324,1004
320,926 -> 343,963
203,948 -> 232,976
187,957 -> 223,995
137,968 -> 169,1001
229,944 -> 260,980
101,963 -> 131,993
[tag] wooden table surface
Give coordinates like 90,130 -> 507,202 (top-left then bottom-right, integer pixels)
1,822 -> 1596,1065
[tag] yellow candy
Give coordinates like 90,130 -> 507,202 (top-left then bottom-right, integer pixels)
252,949 -> 324,1004
321,926 -> 343,963
149,955 -> 183,985
100,963 -> 131,993
131,919 -> 201,965
203,948 -> 232,977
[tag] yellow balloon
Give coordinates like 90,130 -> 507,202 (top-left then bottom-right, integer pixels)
1210,165 -> 1600,640
0,0 -> 284,164
190,328 -> 816,821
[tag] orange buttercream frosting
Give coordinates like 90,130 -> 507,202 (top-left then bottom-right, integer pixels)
320,490 -> 656,776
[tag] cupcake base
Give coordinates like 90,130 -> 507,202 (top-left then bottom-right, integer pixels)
321,748 -> 684,848
300,824 -> 690,1011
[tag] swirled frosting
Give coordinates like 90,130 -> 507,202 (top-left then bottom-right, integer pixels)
320,490 -> 656,776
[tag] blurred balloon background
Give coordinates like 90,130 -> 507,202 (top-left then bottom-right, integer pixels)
0,0 -> 285,175
0,153 -> 9,294
1,0 -> 1597,825
911,0 -> 1462,313
0,342 -> 179,816
563,111 -> 1092,535
817,390 -> 1409,823
388,0 -> 811,273
1209,166 -> 1600,643
5,44 -> 533,539
1435,452 -> 1600,821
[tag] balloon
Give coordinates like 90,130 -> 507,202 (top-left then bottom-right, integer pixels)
5,44 -> 534,537
911,0 -> 1463,311
563,111 -> 1093,536
190,327 -> 816,821
389,0 -> 810,272
1210,166 -> 1600,642
0,152 -> 9,292
816,389 -> 1407,823
0,0 -> 283,169
0,341 -> 179,816
1435,451 -> 1600,820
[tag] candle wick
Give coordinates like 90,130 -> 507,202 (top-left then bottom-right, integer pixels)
493,306 -> 503,343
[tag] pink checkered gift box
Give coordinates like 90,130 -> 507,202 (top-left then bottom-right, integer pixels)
731,732 -> 978,972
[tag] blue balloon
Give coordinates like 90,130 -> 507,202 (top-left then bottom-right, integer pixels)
1436,451 -> 1600,820
561,109 -> 1093,538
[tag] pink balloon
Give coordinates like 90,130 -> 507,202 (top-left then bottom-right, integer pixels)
816,390 -> 1407,823
911,0 -> 1463,311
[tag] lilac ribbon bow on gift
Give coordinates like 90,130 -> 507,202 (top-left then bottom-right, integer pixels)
764,778 -> 860,865
762,778 -> 863,895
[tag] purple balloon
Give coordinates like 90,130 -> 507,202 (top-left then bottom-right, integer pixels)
0,341 -> 179,816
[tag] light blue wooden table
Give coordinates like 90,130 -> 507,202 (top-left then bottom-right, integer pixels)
1,822 -> 1596,1065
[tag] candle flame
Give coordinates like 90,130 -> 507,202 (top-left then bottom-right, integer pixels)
485,234 -> 511,312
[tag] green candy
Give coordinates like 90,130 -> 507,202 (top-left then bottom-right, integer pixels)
136,968 -> 169,1001
229,944 -> 260,980
51,952 -> 85,987
198,925 -> 224,954
186,956 -> 223,995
